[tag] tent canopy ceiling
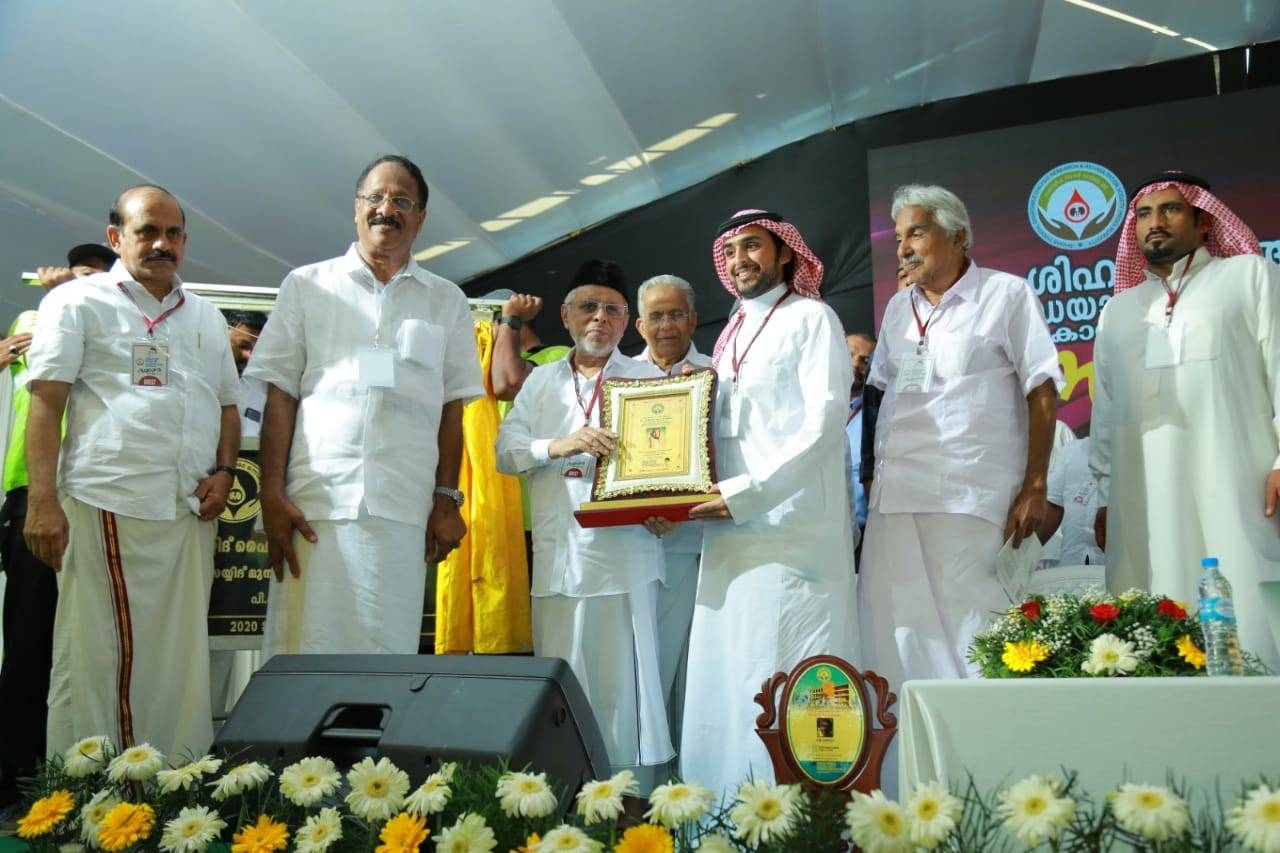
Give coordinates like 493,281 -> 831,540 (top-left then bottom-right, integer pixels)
2,0 -> 1277,320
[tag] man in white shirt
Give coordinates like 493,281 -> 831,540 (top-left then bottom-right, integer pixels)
1091,171 -> 1280,671
631,274 -> 712,767
248,155 -> 483,658
682,210 -> 857,801
24,184 -> 242,759
1039,437 -> 1104,566
846,333 -> 875,540
223,309 -> 268,439
861,184 -> 1061,693
496,260 -> 673,781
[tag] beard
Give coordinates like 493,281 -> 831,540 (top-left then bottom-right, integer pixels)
574,334 -> 615,358
736,264 -> 782,299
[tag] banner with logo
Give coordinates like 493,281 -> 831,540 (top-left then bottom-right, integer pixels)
867,87 -> 1280,431
210,448 -> 270,645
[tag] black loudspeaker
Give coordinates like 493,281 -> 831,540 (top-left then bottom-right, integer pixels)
214,655 -> 610,795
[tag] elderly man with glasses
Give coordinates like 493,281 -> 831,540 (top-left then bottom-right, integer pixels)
247,154 -> 483,659
496,260 -> 673,788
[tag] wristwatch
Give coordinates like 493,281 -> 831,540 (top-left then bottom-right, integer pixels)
497,315 -> 524,332
210,465 -> 237,478
434,486 -> 465,509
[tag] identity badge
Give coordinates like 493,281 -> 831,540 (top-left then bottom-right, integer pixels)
895,354 -> 935,394
1144,325 -> 1181,369
357,347 -> 397,389
132,340 -> 170,387
560,453 -> 596,480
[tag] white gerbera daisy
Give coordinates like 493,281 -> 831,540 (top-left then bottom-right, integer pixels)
845,789 -> 914,853
1110,783 -> 1191,841
405,771 -> 453,817
530,824 -> 602,853
279,756 -> 342,808
433,813 -> 497,853
209,761 -> 273,801
646,780 -> 716,828
1226,784 -> 1280,853
495,770 -> 558,819
345,756 -> 410,821
729,779 -> 805,847
574,769 -> 637,825
693,834 -> 735,853
105,742 -> 164,782
906,780 -> 963,850
1081,634 -> 1139,675
295,807 -> 344,853
156,756 -> 223,794
79,790 -> 121,848
158,805 -> 227,853
997,774 -> 1076,847
63,737 -> 113,778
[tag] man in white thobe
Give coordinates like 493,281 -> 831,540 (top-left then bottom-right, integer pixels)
249,155 -> 483,658
1091,171 -> 1280,671
860,185 -> 1061,795
631,274 -> 712,771
682,210 -> 857,802
495,260 -> 673,779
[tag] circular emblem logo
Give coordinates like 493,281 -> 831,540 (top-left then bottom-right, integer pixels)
219,456 -> 261,524
1027,162 -> 1126,251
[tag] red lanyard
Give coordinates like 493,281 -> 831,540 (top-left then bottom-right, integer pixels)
908,289 -> 944,352
570,358 -> 606,427
117,282 -> 185,337
1160,253 -> 1196,326
729,290 -> 790,382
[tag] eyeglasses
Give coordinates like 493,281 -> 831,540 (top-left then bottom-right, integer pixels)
570,299 -> 628,318
643,309 -> 691,325
357,193 -> 418,212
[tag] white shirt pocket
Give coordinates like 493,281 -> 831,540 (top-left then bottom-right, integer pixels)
396,320 -> 444,369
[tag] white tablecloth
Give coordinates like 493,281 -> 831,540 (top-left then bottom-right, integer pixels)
898,677 -> 1280,801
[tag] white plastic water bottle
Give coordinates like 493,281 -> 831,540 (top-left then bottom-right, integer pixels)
1197,557 -> 1244,676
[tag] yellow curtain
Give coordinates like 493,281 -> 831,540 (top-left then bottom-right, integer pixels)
434,321 -> 532,654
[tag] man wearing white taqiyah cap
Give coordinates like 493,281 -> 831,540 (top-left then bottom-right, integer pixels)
1091,170 -> 1280,672
680,210 -> 858,800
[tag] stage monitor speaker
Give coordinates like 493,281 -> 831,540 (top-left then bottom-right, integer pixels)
214,655 -> 610,796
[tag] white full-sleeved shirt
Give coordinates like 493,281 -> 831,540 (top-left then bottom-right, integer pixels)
869,261 -> 1063,526
1047,437 -> 1103,565
634,341 -> 714,556
496,347 -> 665,597
27,262 -> 241,520
245,245 -> 483,529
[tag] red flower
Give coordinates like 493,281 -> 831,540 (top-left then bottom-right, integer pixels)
1090,603 -> 1120,623
1020,600 -> 1041,621
1157,599 -> 1187,620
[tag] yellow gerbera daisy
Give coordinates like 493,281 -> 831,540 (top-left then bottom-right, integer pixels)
1176,635 -> 1206,669
512,833 -> 541,853
97,802 -> 157,852
17,790 -> 76,839
613,823 -> 674,853
1002,639 -> 1051,673
376,813 -> 430,853
231,816 -> 289,853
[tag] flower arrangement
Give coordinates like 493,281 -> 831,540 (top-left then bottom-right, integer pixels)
11,737 -> 1280,852
967,588 -> 1225,678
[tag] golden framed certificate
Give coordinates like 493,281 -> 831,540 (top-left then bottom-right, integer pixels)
574,370 -> 718,527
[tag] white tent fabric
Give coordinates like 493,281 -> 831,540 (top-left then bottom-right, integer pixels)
1,0 -> 1277,323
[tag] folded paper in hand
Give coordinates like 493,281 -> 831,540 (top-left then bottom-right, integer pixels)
995,535 -> 1041,601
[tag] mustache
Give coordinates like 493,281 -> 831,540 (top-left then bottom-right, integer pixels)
368,215 -> 402,229
1146,230 -> 1170,241
144,251 -> 177,262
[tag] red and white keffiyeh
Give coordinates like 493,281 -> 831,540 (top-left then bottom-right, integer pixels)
711,209 -> 825,363
1113,177 -> 1261,293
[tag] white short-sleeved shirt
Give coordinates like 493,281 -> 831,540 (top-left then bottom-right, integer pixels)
26,262 -> 242,520
869,262 -> 1063,526
245,245 -> 483,529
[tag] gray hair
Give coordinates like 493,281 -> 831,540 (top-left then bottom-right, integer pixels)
637,274 -> 696,313
890,184 -> 973,251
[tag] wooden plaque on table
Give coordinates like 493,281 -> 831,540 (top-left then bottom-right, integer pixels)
755,655 -> 897,793
573,370 -> 717,528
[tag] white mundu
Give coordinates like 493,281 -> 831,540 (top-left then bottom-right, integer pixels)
681,285 -> 858,801
1091,247 -> 1280,672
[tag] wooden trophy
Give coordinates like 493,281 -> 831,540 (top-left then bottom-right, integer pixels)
754,654 -> 897,795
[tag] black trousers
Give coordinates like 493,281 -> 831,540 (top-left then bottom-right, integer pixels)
0,488 -> 58,801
